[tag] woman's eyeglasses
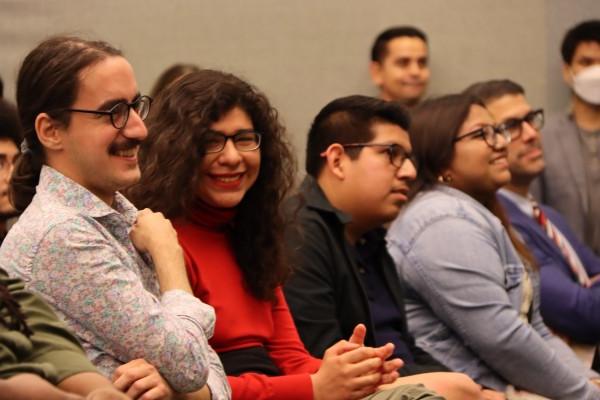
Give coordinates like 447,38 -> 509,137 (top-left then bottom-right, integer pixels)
453,125 -> 511,149
202,130 -> 262,154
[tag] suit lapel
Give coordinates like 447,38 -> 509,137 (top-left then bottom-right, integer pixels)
500,194 -> 566,262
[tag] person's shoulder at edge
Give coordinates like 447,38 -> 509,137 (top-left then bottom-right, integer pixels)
541,112 -> 571,134
391,186 -> 474,229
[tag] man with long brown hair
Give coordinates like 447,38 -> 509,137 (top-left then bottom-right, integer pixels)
0,36 -> 229,400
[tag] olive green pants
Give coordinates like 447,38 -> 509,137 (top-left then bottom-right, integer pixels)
362,384 -> 445,400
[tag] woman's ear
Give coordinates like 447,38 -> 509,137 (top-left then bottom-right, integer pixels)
320,143 -> 347,180
35,113 -> 64,151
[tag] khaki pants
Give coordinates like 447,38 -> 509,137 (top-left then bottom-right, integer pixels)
362,384 -> 445,400
505,386 -> 551,400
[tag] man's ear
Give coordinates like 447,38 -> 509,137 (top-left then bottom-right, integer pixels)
369,61 -> 383,87
35,113 -> 64,151
321,143 -> 347,180
562,63 -> 574,86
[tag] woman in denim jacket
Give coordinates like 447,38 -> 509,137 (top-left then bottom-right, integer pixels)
386,94 -> 600,400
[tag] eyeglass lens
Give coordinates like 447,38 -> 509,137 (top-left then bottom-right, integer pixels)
111,97 -> 151,129
482,125 -> 511,148
204,131 -> 261,153
388,145 -> 416,168
502,110 -> 544,139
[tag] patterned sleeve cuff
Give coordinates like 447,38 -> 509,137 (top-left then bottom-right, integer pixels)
161,290 -> 216,336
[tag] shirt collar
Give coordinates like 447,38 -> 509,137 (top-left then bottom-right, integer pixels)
299,175 -> 352,225
498,188 -> 534,217
38,165 -> 138,225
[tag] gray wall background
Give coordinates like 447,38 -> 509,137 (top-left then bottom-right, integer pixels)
1,0 -> 598,171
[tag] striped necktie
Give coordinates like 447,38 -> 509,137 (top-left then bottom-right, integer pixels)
530,198 -> 591,288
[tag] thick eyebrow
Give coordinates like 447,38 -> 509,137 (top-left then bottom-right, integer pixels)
501,110 -> 533,124
97,92 -> 141,111
207,128 -> 255,136
578,56 -> 600,62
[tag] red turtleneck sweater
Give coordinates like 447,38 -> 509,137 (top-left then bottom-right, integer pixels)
174,201 -> 321,400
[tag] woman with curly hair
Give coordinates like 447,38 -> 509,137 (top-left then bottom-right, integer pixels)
128,69 -> 444,400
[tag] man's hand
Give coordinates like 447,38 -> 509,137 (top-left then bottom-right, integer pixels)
113,359 -> 175,400
347,324 -> 403,384
130,209 -> 192,293
130,209 -> 180,257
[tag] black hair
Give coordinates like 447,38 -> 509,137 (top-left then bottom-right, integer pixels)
561,20 -> 600,64
305,95 -> 410,176
371,26 -> 428,62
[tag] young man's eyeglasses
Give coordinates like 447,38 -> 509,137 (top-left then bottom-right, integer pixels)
497,109 -> 544,141
342,143 -> 416,168
202,130 -> 262,154
453,124 -> 511,149
64,95 -> 152,130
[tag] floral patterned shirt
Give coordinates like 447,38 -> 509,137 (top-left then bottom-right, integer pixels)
0,166 -> 230,398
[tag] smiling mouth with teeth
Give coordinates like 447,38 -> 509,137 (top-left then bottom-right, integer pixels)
215,175 -> 242,182
114,148 -> 137,157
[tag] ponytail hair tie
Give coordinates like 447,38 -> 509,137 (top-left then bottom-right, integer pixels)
20,139 -> 31,154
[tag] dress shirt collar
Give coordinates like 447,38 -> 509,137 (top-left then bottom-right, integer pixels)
497,188 -> 534,217
38,165 -> 137,225
299,175 -> 352,225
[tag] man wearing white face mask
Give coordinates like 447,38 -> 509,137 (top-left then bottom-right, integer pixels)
534,20 -> 600,255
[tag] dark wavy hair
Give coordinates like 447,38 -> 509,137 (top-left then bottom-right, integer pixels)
410,93 -> 536,269
11,36 -> 122,212
128,70 -> 296,301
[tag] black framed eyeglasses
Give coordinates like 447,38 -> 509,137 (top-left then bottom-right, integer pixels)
453,124 -> 511,149
64,95 -> 152,129
497,109 -> 544,141
342,143 -> 416,168
202,130 -> 262,154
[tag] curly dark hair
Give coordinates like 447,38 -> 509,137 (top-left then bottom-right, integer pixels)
127,69 -> 296,301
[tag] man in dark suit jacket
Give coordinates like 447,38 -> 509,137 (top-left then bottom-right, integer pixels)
465,79 -> 600,347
